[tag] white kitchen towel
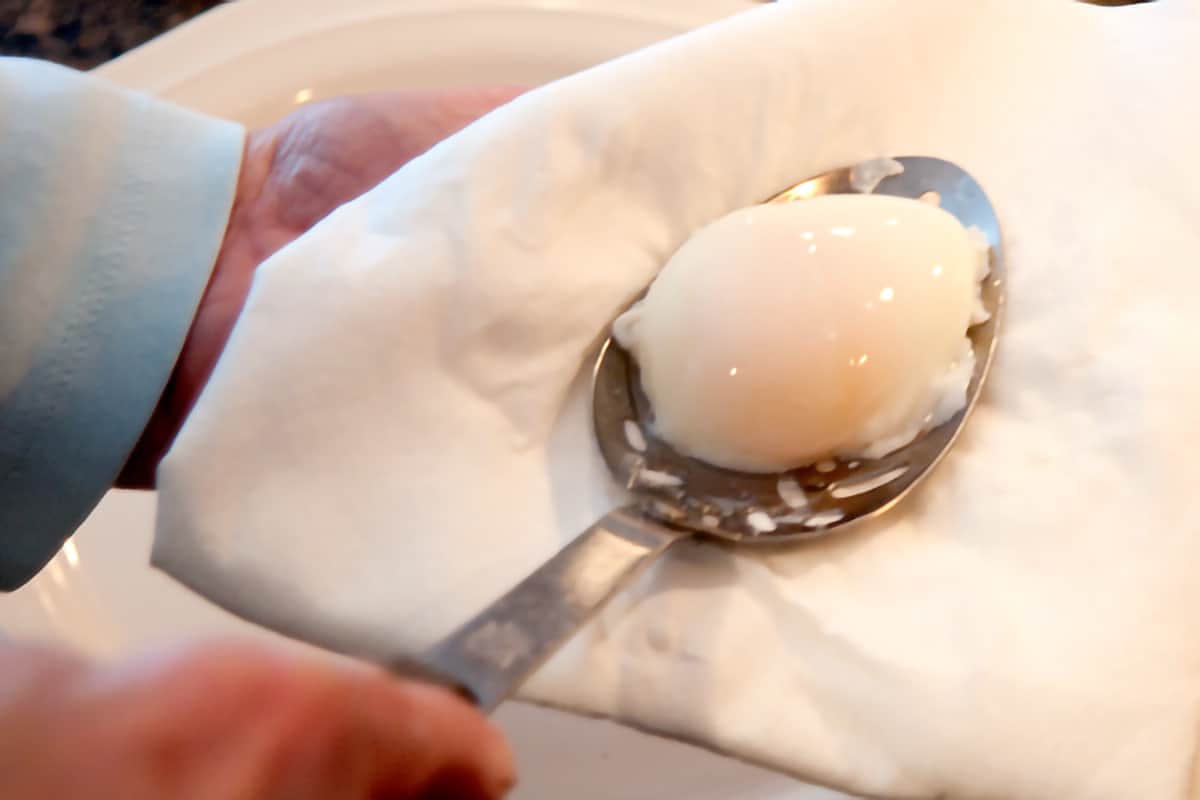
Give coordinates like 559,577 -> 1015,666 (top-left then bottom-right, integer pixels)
155,1 -> 1200,797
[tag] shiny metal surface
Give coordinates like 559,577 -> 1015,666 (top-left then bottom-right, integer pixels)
598,157 -> 1003,541
423,156 -> 1004,709
425,510 -> 685,710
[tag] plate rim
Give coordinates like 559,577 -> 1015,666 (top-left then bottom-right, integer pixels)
95,0 -> 758,91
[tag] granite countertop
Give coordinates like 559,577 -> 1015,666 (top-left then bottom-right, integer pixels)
0,0 -> 225,68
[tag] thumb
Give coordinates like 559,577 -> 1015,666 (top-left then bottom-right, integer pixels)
346,672 -> 516,799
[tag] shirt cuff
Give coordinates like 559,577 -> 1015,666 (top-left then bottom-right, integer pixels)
0,58 -> 244,589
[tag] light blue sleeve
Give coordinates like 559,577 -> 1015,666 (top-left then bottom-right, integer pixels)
0,57 -> 244,590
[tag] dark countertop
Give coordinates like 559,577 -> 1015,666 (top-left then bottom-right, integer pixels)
0,0 -> 224,68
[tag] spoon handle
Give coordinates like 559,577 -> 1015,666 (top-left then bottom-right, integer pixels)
421,508 -> 686,712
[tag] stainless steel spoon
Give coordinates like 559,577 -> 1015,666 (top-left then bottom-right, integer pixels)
421,156 -> 1005,710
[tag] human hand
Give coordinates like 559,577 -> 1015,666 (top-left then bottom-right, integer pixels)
119,87 -> 522,487
0,639 -> 514,799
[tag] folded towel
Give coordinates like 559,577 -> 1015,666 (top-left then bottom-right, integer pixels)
156,1 -> 1200,796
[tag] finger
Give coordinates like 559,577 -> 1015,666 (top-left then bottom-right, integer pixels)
251,649 -> 516,800
0,640 -> 90,704
342,672 -> 515,799
364,85 -> 525,135
0,642 -> 91,796
357,85 -> 527,167
83,640 -> 516,800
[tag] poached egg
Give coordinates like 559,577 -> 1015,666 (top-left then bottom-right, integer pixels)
613,193 -> 988,473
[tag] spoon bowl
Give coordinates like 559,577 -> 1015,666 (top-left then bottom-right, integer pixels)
594,156 -> 1004,542
421,156 -> 1004,709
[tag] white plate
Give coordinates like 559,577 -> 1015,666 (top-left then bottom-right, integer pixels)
0,2 -> 851,797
